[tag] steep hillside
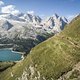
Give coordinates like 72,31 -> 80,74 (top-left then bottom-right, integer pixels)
58,62 -> 80,80
0,15 -> 80,80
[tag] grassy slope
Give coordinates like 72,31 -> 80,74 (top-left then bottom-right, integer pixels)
0,16 -> 80,80
0,62 -> 15,73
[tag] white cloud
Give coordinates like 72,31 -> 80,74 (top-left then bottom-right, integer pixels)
1,5 -> 20,15
27,11 -> 34,15
1,5 -> 15,13
0,1 -> 4,6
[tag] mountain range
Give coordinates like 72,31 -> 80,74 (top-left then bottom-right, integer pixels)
0,13 -> 68,38
0,13 -> 68,52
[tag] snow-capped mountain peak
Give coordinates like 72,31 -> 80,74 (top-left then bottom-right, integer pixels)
1,20 -> 13,30
0,13 -> 68,39
52,13 -> 59,19
41,14 -> 68,32
0,13 -> 25,22
22,13 -> 42,24
61,17 -> 68,23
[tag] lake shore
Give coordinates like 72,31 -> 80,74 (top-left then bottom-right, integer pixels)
0,48 -> 25,62
0,48 -> 25,55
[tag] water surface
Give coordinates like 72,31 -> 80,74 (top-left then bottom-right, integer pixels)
0,49 -> 22,61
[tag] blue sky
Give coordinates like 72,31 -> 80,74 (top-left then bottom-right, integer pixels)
1,0 -> 80,18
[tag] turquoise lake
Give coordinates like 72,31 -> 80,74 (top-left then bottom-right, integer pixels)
0,49 -> 22,61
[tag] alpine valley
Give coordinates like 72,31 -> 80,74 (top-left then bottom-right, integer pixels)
0,13 -> 80,80
0,6 -> 80,80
